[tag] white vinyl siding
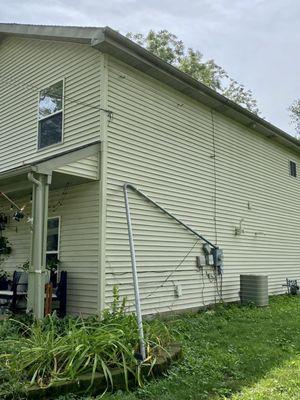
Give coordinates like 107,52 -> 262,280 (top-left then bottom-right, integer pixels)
0,37 -> 102,172
104,57 -> 300,315
55,155 -> 99,180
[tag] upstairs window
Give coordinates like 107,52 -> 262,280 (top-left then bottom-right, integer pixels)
38,80 -> 63,150
290,161 -> 297,178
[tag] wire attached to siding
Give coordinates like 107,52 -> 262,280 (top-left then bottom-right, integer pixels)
210,110 -> 224,301
211,110 -> 218,245
51,182 -> 70,212
0,75 -> 113,118
144,238 -> 201,300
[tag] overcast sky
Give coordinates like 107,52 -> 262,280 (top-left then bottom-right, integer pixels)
1,0 -> 299,135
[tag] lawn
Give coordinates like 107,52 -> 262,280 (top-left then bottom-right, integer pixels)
56,295 -> 300,400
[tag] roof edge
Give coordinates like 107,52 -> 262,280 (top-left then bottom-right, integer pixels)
0,23 -> 298,152
0,23 -> 104,44
94,27 -> 300,152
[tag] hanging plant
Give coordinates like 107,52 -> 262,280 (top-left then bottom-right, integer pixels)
0,236 -> 11,255
0,212 -> 11,255
46,257 -> 61,288
20,259 -> 30,271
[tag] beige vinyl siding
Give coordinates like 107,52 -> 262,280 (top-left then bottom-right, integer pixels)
0,182 -> 99,315
55,155 -> 99,180
105,57 -> 300,315
0,37 -> 102,172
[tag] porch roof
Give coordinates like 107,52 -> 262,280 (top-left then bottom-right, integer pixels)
0,142 -> 101,194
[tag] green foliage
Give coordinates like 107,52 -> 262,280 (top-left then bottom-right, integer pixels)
289,99 -> 300,135
19,257 -> 60,272
129,30 -> 184,65
46,257 -> 61,272
127,30 -> 260,114
20,259 -> 30,271
98,296 -> 300,400
0,291 -> 173,398
3,296 -> 300,399
0,269 -> 9,281
0,235 -> 11,261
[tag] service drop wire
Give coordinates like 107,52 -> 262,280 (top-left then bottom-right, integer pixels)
145,239 -> 201,300
0,75 -> 113,118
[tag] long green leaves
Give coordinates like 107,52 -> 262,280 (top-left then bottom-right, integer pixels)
0,311 -> 173,394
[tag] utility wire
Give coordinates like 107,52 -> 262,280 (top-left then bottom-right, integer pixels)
144,238 -> 200,300
51,182 -> 70,212
210,110 -> 223,301
211,110 -> 218,245
0,76 -> 224,303
0,75 -> 113,118
108,268 -> 200,276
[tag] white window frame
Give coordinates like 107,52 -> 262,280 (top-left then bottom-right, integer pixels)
289,159 -> 297,178
37,78 -> 65,151
46,216 -> 61,258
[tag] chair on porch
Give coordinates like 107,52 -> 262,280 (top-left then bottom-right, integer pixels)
0,271 -> 28,312
0,270 -> 67,316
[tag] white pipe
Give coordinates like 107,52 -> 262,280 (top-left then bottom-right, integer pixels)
27,172 -> 42,187
123,184 -> 146,360
124,183 -> 217,248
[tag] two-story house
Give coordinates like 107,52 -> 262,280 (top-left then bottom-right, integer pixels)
1,23 -> 300,317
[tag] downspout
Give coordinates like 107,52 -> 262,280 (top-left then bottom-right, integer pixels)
28,172 -> 42,188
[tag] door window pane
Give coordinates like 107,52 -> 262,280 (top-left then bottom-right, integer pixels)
47,218 -> 59,252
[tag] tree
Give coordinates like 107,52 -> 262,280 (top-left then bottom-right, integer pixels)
127,30 -> 260,114
289,100 -> 300,134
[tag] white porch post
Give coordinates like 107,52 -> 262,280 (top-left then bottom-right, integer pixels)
27,172 -> 51,318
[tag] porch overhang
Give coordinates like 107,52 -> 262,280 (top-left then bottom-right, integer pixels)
0,142 -> 101,194
0,142 -> 101,318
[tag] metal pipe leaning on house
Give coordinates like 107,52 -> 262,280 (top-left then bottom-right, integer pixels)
123,183 -> 146,360
123,182 -> 222,360
0,192 -> 24,211
124,183 -> 217,249
0,192 -> 27,221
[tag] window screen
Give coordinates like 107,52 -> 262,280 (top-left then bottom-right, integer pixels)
47,217 -> 60,254
290,161 -> 297,177
38,81 -> 63,149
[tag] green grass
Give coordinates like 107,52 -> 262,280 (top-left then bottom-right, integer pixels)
56,295 -> 300,400
229,356 -> 300,400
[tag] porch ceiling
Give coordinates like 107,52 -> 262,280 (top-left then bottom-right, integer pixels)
0,172 -> 96,196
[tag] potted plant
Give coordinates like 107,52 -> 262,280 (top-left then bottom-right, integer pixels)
20,260 -> 30,271
46,257 -> 60,288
